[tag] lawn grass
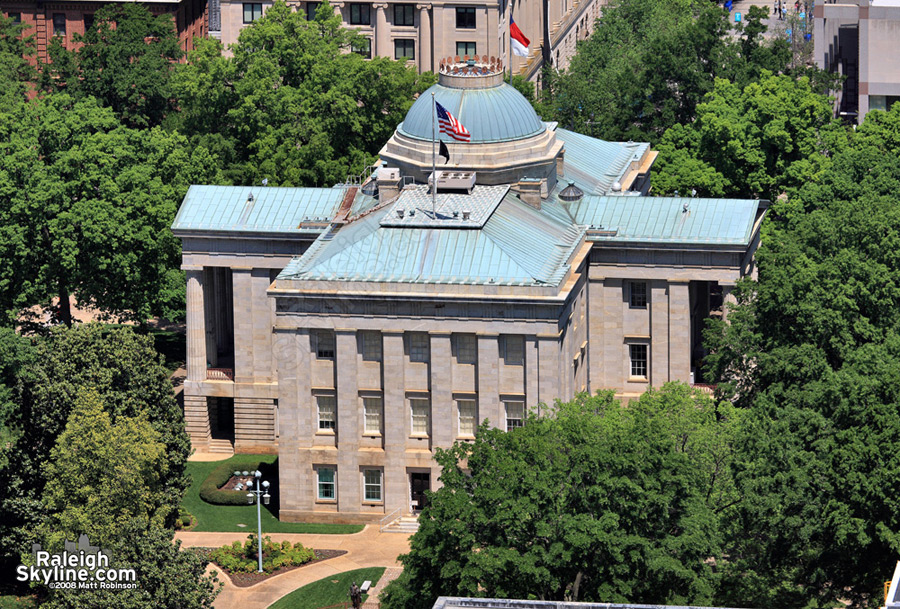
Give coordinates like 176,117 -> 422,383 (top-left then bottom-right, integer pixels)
183,455 -> 364,534
267,567 -> 386,609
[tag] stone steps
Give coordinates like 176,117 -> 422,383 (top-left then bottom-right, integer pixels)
382,516 -> 420,534
208,439 -> 235,454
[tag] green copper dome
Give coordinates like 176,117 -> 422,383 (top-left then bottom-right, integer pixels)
398,81 -> 546,144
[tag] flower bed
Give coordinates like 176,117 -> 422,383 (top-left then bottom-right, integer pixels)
191,538 -> 347,587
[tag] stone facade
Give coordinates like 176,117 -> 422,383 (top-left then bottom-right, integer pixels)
217,0 -> 604,80
815,0 -> 900,122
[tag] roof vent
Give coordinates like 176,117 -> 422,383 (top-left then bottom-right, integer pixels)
247,191 -> 254,202
559,182 -> 584,202
611,181 -> 622,193
397,209 -> 405,218
462,211 -> 471,220
409,209 -> 416,217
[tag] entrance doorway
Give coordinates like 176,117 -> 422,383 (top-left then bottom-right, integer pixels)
209,397 -> 235,442
410,472 -> 430,512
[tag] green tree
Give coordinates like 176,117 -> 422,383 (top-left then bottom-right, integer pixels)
381,384 -> 740,609
0,13 -> 36,109
41,4 -> 182,128
0,93 -> 218,325
0,324 -> 189,568
171,0 -> 433,186
546,0 -> 790,143
39,390 -> 168,551
704,103 -> 900,608
0,328 -> 32,462
653,71 -> 847,200
41,522 -> 220,609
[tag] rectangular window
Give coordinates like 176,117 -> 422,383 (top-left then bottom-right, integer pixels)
408,332 -> 429,362
317,467 -> 335,500
456,6 -> 476,28
349,3 -> 371,25
363,397 -> 382,434
453,333 -> 477,364
393,4 -> 414,25
305,2 -> 320,20
83,14 -> 94,32
394,38 -> 415,60
505,401 -> 525,431
501,335 -> 524,365
315,330 -> 335,359
361,330 -> 382,361
351,38 -> 372,58
52,13 -> 66,36
243,3 -> 263,23
317,395 -> 336,430
363,469 -> 382,501
630,344 -> 648,379
410,398 -> 430,436
456,41 -> 476,57
8,13 -> 21,24
458,400 -> 476,436
630,281 -> 647,308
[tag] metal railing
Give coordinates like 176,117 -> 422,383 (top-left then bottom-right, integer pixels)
206,368 -> 235,381
379,507 -> 402,532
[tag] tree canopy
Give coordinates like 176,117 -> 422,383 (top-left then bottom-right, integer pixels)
543,1 -> 790,143
703,104 -> 900,608
39,389 -> 169,551
41,3 -> 183,128
381,384 -> 742,609
652,71 -> 847,200
170,0 -> 434,187
0,93 -> 219,324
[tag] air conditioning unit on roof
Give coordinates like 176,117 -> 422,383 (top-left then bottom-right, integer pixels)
429,170 -> 476,194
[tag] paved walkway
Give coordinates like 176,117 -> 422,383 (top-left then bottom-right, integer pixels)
175,525 -> 412,609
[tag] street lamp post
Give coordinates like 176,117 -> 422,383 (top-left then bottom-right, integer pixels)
245,470 -> 272,573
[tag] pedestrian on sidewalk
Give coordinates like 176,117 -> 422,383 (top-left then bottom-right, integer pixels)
781,3 -> 786,20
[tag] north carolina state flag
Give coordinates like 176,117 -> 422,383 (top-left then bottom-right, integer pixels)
510,18 -> 530,57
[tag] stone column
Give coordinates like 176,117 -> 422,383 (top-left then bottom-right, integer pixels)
650,280 -> 669,387
430,332 -> 452,448
232,268 -> 253,384
374,3 -> 390,58
721,282 -> 737,322
587,277 -> 604,391
382,331 -> 408,514
525,336 -> 539,415
477,334 -> 500,429
417,4 -> 431,72
668,280 -> 691,383
602,279 -> 623,388
336,329 -> 361,511
185,267 -> 207,382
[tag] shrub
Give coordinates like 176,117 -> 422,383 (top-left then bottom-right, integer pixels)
198,461 -> 268,505
208,535 -> 317,575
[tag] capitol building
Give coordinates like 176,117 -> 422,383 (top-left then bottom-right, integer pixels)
172,58 -> 767,523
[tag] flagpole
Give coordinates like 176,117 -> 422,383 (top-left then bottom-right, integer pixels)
431,92 -> 436,217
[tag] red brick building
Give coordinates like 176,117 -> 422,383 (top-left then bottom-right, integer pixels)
2,0 -> 209,60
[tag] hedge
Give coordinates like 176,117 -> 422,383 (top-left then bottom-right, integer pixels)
199,460 -> 271,506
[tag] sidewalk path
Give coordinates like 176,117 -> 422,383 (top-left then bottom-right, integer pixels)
175,525 -> 412,609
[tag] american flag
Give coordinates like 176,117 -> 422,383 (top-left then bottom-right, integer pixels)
435,101 -> 470,142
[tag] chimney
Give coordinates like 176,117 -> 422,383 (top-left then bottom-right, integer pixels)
518,178 -> 543,210
376,167 -> 401,203
556,151 -> 565,178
